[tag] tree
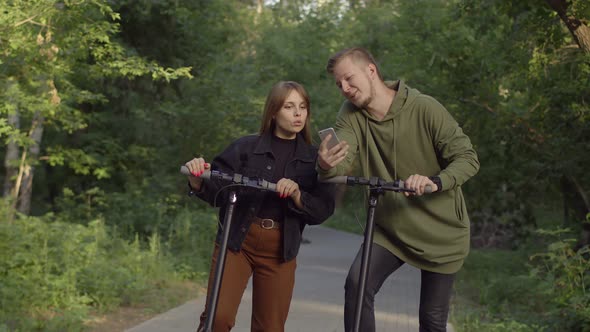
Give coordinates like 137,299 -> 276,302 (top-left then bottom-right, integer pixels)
0,0 -> 191,218
546,0 -> 590,53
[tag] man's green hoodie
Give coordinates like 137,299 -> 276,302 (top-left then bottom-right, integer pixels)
318,80 -> 480,274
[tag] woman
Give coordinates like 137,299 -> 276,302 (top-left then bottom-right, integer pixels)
184,81 -> 335,332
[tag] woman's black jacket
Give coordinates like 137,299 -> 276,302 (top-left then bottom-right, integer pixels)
190,132 -> 336,262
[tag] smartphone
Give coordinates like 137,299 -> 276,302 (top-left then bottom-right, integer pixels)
318,127 -> 340,149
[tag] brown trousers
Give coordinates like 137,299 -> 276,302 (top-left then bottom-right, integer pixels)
197,222 -> 297,332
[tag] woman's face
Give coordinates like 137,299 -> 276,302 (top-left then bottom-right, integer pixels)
273,90 -> 308,139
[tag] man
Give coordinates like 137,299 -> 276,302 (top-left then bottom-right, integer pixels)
317,47 -> 479,332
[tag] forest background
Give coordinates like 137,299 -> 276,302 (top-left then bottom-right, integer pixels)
1,0 -> 589,331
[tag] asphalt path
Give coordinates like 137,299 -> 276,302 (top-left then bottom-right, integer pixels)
125,225 -> 454,332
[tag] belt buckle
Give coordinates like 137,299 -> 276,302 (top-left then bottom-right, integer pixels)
260,218 -> 275,230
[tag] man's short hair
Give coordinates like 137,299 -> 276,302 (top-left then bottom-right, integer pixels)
326,47 -> 382,80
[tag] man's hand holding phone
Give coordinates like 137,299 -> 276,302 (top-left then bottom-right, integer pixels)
318,128 -> 349,170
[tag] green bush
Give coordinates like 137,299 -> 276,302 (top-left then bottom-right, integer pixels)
454,315 -> 546,332
0,200 -> 207,331
453,217 -> 590,331
54,186 -> 184,237
528,226 -> 590,331
163,207 -> 218,281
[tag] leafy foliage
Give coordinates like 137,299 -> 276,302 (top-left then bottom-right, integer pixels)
454,212 -> 590,331
528,224 -> 590,331
0,199 -> 216,331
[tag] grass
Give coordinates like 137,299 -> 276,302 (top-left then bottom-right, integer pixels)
85,280 -> 203,332
450,248 -> 549,331
450,202 -> 587,332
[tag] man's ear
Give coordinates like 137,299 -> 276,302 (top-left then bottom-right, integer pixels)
367,63 -> 377,79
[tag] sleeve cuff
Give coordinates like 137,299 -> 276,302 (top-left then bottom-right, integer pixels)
428,176 -> 442,192
315,163 -> 339,180
187,181 -> 204,196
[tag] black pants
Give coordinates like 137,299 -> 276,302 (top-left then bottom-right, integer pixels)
344,243 -> 455,332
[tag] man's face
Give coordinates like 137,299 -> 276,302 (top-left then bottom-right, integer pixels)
332,57 -> 374,108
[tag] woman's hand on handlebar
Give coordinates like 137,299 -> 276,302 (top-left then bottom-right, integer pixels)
185,157 -> 210,190
277,178 -> 303,209
185,157 -> 210,176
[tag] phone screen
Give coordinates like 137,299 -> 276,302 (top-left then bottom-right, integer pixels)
318,128 -> 340,149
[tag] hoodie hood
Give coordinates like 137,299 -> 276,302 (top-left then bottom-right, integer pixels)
357,80 -> 423,180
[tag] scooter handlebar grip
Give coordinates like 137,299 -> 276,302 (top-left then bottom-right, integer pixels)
318,176 -> 349,184
180,165 -> 211,179
398,180 -> 433,194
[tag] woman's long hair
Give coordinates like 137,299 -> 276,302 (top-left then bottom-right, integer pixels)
259,81 -> 312,144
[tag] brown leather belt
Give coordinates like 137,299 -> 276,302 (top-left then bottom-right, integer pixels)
251,217 -> 281,229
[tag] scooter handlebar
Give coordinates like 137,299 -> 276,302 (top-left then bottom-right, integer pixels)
180,165 -> 277,192
180,165 -> 211,178
319,176 -> 432,194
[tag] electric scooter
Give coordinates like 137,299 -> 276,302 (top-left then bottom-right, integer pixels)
321,175 -> 431,332
180,166 -> 277,332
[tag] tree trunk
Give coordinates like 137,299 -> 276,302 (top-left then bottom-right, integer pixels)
561,175 -> 569,226
16,111 -> 45,214
570,176 -> 590,214
545,0 -> 590,53
12,27 -> 60,215
15,76 -> 59,215
3,110 -> 20,198
561,174 -> 589,221
576,24 -> 590,53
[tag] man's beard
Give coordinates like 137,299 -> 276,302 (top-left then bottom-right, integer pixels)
357,96 -> 371,108
354,82 -> 374,109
